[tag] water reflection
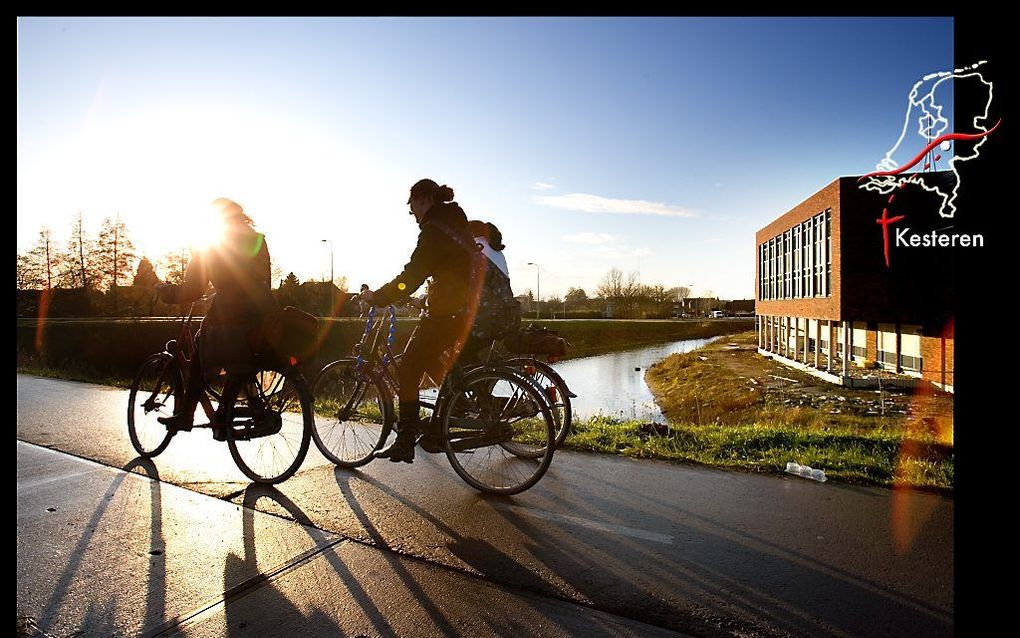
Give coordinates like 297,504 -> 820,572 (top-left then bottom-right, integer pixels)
551,337 -> 719,423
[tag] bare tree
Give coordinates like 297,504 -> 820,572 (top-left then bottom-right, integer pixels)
158,247 -> 191,285
667,285 -> 691,302
16,253 -> 42,290
59,212 -> 98,289
25,227 -> 62,290
595,268 -> 625,299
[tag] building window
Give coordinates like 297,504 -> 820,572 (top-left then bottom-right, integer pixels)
767,237 -> 775,300
814,214 -> 824,295
759,208 -> 833,301
852,322 -> 868,362
877,324 -> 897,370
801,222 -> 808,297
784,230 -> 792,298
900,325 -> 923,373
825,209 -> 832,294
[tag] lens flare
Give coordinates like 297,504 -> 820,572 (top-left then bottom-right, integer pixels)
890,317 -> 953,554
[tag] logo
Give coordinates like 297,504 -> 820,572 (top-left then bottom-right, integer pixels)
857,61 -> 999,267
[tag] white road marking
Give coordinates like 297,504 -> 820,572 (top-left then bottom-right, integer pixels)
499,504 -> 674,545
17,468 -> 107,492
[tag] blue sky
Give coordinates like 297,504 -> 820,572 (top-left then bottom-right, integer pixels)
17,17 -> 953,300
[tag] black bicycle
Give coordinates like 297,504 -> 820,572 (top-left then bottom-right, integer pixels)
312,304 -> 556,495
127,296 -> 314,484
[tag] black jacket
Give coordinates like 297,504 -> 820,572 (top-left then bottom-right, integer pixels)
374,202 -> 475,316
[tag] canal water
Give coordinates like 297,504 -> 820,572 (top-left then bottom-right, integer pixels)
550,336 -> 719,423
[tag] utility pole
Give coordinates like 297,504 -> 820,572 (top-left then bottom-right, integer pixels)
321,239 -> 334,316
527,262 -> 540,319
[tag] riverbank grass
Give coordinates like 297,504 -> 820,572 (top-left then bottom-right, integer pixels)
596,330 -> 954,491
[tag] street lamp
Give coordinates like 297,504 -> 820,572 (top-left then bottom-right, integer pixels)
527,262 -> 540,319
321,239 -> 334,317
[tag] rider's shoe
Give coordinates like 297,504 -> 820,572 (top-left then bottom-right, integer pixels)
418,432 -> 445,453
374,401 -> 420,463
157,412 -> 194,432
373,428 -> 418,463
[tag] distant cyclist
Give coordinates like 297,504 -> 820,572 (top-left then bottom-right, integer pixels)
156,198 -> 278,434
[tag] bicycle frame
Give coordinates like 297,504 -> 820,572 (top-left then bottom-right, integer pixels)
149,297 -> 220,424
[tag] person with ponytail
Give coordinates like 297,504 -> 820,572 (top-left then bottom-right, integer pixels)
361,179 -> 480,463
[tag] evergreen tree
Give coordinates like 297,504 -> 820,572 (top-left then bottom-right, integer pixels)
95,215 -> 137,290
133,256 -> 160,287
96,215 -> 137,314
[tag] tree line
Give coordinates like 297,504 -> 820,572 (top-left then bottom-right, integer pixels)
516,268 -> 699,320
16,215 -> 349,318
18,217 -> 719,320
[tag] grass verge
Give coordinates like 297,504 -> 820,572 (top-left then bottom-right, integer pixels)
563,415 -> 952,492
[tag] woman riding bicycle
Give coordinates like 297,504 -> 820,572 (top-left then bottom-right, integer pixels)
156,197 -> 279,433
361,179 -> 483,463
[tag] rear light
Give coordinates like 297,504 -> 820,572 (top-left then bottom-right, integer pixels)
524,365 -> 536,376
289,356 -> 298,366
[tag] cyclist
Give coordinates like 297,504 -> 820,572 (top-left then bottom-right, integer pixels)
156,198 -> 279,435
361,179 -> 481,463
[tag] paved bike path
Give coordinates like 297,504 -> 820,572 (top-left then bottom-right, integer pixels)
17,440 -> 687,637
17,375 -> 954,637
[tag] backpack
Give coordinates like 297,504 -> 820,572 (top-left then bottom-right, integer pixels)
424,220 -> 522,343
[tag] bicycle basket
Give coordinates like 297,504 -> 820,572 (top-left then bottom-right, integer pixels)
505,324 -> 569,356
266,306 -> 320,365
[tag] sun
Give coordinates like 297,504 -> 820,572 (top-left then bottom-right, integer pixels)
189,212 -> 227,252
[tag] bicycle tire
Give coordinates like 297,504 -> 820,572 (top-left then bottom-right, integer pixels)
127,352 -> 182,458
311,358 -> 394,468
439,367 -> 555,495
227,367 -> 312,484
505,356 -> 573,449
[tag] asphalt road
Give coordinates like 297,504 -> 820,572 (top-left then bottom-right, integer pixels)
17,374 -> 954,637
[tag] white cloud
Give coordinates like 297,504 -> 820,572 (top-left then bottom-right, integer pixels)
562,232 -> 617,245
531,181 -> 556,191
535,193 -> 697,217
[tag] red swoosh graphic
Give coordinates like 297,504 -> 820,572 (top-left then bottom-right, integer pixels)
858,119 -> 1001,181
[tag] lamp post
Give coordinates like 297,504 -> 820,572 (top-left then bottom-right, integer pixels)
321,239 -> 334,317
527,262 -> 540,319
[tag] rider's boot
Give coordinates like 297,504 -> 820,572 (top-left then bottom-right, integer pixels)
373,401 -> 421,463
157,412 -> 194,432
157,392 -> 197,432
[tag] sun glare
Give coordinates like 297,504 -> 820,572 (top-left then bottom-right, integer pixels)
190,210 -> 227,252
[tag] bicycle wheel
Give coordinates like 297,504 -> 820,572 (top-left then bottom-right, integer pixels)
127,353 -> 182,458
227,368 -> 312,484
311,358 -> 394,468
506,356 -> 573,449
440,367 -> 555,495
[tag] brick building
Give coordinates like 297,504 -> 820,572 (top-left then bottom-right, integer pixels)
755,172 -> 958,392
